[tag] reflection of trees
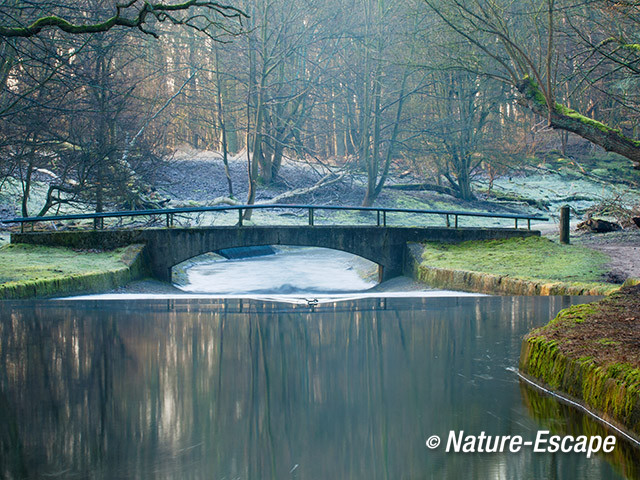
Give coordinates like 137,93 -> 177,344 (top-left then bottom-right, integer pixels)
0,297 -> 611,479
521,382 -> 640,480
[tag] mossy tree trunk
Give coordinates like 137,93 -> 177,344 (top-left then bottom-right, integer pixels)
516,78 -> 640,168
426,0 -> 640,171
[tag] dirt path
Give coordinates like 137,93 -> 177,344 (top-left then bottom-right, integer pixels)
573,230 -> 640,283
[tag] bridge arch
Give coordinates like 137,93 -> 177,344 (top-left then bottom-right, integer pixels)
149,227 -> 390,282
173,245 -> 381,292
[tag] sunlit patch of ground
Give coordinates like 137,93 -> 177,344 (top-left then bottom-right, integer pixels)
420,236 -> 614,286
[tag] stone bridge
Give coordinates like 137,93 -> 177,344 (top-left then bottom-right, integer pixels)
12,225 -> 540,282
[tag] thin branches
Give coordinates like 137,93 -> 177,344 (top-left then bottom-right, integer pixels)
0,0 -> 247,38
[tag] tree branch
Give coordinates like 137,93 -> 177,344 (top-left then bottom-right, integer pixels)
517,77 -> 640,168
0,0 -> 246,38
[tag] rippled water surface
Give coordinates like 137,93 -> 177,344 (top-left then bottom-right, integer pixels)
1,296 -> 638,479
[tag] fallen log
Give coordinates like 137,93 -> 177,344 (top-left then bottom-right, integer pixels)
384,182 -> 458,197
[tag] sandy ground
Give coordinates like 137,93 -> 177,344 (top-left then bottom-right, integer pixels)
534,220 -> 640,283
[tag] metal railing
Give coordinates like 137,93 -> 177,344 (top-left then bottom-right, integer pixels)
1,204 -> 548,232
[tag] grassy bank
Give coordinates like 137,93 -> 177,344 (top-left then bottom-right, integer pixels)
520,285 -> 640,440
417,236 -> 618,295
0,243 -> 146,299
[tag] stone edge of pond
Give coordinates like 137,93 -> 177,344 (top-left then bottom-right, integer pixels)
406,242 -> 628,296
518,293 -> 640,443
0,244 -> 148,300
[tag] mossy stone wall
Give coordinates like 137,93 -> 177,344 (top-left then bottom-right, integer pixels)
0,244 -> 148,299
520,331 -> 640,442
416,265 -> 617,296
404,244 -> 618,296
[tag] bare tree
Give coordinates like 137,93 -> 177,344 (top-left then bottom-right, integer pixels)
424,0 -> 640,169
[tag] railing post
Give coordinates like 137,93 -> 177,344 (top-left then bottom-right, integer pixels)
377,210 -> 381,227
454,215 -> 458,228
560,205 -> 570,244
528,219 -> 531,230
238,208 -> 243,227
166,213 -> 170,228
20,222 -> 24,233
515,218 -> 518,229
446,214 -> 450,227
309,207 -> 314,226
382,211 -> 387,227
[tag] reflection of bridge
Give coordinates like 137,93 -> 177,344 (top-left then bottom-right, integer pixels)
5,204 -> 547,281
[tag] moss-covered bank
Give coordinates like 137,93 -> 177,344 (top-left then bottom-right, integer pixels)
0,244 -> 147,299
413,236 -> 621,295
519,286 -> 640,441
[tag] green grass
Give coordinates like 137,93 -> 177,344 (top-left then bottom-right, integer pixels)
421,236 -> 611,284
0,243 -> 130,285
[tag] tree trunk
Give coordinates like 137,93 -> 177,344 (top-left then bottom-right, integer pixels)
456,166 -> 474,201
214,42 -> 233,197
384,182 -> 459,197
517,77 -> 640,168
20,157 -> 34,217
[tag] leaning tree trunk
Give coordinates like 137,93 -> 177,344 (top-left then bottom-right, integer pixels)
517,77 -> 640,169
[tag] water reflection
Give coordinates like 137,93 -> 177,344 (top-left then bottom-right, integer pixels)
520,381 -> 640,479
0,297 -> 634,479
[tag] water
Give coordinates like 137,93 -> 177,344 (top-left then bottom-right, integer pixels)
1,296 -> 639,479
174,247 -> 379,295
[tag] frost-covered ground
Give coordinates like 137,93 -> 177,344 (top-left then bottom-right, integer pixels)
478,172 -> 639,219
2,148 -> 640,231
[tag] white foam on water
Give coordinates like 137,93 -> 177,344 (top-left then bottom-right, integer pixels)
61,247 -> 485,303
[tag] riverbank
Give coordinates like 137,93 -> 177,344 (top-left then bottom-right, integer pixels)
412,234 -> 639,296
0,243 -> 147,299
519,284 -> 640,442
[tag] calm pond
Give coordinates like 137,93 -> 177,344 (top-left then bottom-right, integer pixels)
1,295 -> 639,479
